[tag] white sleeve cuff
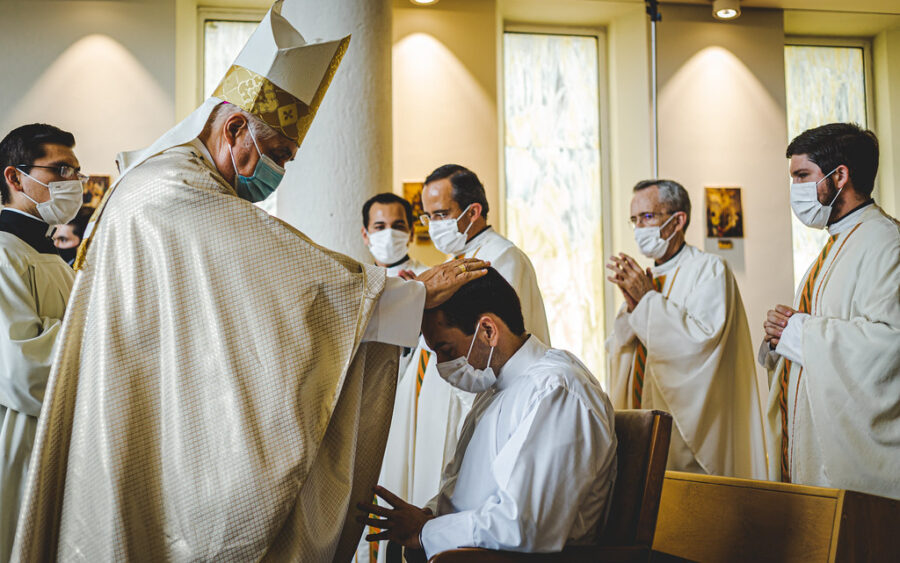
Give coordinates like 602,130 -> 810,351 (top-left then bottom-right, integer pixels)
420,511 -> 474,560
757,339 -> 780,369
362,277 -> 426,347
774,312 -> 809,366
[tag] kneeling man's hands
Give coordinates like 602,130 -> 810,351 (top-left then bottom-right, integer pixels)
419,258 -> 490,309
357,486 -> 434,549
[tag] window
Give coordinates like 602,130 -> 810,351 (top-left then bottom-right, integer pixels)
503,31 -> 607,381
784,40 -> 871,289
200,11 -> 263,101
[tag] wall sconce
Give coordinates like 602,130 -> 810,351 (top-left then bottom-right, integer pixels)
410,0 -> 440,5
712,0 -> 740,20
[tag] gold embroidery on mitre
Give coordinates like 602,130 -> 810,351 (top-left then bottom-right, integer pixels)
212,36 -> 351,147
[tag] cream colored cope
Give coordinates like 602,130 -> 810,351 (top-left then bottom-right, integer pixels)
0,215 -> 74,563
606,244 -> 767,479
760,204 -> 900,499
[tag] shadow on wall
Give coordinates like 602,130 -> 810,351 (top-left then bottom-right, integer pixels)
2,34 -> 174,177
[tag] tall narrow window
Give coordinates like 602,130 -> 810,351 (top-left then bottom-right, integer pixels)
784,43 -> 868,289
504,32 -> 605,380
203,19 -> 259,99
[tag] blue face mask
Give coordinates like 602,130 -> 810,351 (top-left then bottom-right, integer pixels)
228,126 -> 286,203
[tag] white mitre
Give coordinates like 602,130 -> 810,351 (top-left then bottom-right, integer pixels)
115,0 -> 349,175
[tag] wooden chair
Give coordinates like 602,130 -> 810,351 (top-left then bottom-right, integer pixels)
389,409 -> 673,563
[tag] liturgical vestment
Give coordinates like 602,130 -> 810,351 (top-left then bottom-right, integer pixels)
11,143 -> 409,562
606,244 -> 767,479
761,204 -> 900,499
0,210 -> 74,563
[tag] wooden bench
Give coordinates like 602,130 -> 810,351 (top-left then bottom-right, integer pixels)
652,471 -> 900,562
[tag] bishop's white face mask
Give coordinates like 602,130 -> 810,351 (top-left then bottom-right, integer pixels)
634,213 -> 677,260
790,167 -> 841,230
435,322 -> 496,393
17,170 -> 84,225
428,204 -> 474,255
368,228 -> 409,265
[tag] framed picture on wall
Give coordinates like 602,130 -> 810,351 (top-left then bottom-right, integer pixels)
705,187 -> 744,238
84,175 -> 111,208
403,181 -> 429,242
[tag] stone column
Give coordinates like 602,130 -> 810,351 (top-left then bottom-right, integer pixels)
277,0 -> 391,262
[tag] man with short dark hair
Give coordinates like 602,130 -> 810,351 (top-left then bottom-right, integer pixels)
0,123 -> 81,562
761,123 -> 899,498
361,192 -> 426,276
606,179 -> 766,479
401,164 -> 550,509
358,268 -> 616,558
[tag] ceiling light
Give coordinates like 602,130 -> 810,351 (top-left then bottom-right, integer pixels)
410,0 -> 440,5
712,0 -> 740,21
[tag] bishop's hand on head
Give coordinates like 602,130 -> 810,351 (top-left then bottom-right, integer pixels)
418,258 -> 490,309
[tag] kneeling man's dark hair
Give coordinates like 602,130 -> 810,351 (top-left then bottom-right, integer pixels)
433,267 -> 526,336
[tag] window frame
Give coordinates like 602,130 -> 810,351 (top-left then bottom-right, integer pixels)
197,7 -> 266,105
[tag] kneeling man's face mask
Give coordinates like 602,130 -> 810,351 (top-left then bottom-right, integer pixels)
435,322 -> 496,393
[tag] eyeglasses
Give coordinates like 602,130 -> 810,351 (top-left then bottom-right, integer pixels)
419,211 -> 454,226
16,164 -> 88,182
629,211 -> 670,227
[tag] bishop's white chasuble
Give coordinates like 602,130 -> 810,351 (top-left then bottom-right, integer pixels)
12,145 -> 400,562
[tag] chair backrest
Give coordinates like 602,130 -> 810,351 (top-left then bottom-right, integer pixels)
598,409 -> 673,548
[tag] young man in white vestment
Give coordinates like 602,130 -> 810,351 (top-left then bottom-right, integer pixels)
355,192 -> 428,563
10,4 -> 489,562
361,192 -> 428,279
760,123 -> 899,499
390,164 -> 551,518
606,179 -> 766,479
0,124 -> 82,563
358,268 -> 616,560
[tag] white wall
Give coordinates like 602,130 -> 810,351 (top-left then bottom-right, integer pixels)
0,0 -> 176,178
657,5 -> 795,392
393,0 -> 499,266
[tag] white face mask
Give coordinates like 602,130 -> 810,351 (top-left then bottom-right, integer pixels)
368,228 -> 409,265
434,322 -> 497,393
634,213 -> 677,259
790,167 -> 841,229
18,171 -> 84,225
428,204 -> 474,255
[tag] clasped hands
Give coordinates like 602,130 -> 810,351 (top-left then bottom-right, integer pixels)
606,253 -> 655,312
356,486 -> 434,550
764,304 -> 798,349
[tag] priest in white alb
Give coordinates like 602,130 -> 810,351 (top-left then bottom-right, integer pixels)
606,179 -> 766,479
391,164 -> 551,513
761,123 -> 899,499
11,3 -> 488,561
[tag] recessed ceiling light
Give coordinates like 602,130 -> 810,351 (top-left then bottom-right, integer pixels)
410,0 -> 440,5
712,0 -> 741,21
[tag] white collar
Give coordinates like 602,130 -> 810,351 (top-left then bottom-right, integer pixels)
461,226 -> 495,255
827,202 -> 874,236
496,334 -> 548,391
188,137 -> 217,169
651,243 -> 691,276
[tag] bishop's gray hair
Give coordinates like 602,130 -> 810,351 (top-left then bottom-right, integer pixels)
202,102 -> 280,144
633,178 -> 692,231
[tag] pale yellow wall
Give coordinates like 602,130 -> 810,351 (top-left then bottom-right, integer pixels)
392,0 -> 499,266
874,25 -> 900,218
657,6 -> 795,394
0,0 -> 176,179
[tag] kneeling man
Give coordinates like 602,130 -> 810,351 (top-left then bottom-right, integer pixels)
358,268 -> 616,558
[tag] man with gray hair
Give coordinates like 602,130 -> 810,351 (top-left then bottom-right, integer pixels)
605,179 -> 766,479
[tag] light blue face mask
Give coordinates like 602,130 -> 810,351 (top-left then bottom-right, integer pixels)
228,126 -> 286,203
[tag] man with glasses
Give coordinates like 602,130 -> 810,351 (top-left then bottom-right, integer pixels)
391,164 -> 550,516
0,123 -> 82,562
606,179 -> 765,479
